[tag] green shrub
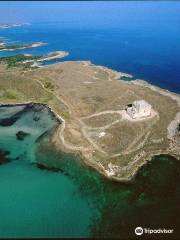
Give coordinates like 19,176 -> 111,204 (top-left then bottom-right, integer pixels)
44,81 -> 55,91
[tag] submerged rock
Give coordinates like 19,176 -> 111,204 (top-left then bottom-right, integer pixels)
16,131 -> 30,141
0,150 -> 10,165
33,115 -> 40,122
36,162 -> 62,173
0,116 -> 20,126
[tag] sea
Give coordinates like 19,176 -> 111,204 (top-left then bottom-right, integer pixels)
0,19 -> 180,93
0,5 -> 180,238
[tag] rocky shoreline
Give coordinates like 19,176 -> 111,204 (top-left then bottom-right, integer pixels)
0,98 -> 179,182
0,61 -> 179,182
52,63 -> 180,182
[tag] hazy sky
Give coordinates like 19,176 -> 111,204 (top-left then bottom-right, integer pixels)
0,1 -> 180,28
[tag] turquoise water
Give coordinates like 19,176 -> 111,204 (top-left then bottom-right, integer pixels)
0,161 -> 93,238
0,104 -> 97,237
0,104 -> 180,238
0,104 -> 57,162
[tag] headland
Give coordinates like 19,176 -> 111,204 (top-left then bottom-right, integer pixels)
0,60 -> 179,181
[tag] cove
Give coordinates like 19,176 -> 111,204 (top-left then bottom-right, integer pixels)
0,104 -> 180,238
0,104 -> 98,238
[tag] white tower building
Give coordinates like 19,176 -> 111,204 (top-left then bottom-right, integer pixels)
126,100 -> 152,119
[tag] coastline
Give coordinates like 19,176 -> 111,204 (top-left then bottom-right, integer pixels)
0,42 -> 47,52
0,100 -> 179,183
0,61 -> 179,182
47,61 -> 180,182
0,51 -> 69,68
37,51 -> 69,62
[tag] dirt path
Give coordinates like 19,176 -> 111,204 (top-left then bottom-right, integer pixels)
81,110 -> 122,119
84,119 -> 120,131
79,119 -> 107,155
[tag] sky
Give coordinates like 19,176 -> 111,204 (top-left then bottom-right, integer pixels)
0,1 -> 180,28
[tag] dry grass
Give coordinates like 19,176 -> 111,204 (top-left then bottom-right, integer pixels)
0,61 -> 179,180
83,113 -> 121,128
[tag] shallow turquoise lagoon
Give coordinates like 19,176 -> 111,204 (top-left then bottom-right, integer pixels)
0,104 -> 180,238
0,160 -> 94,238
0,104 -> 98,237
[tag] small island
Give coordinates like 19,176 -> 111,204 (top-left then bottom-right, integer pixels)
0,59 -> 179,181
0,22 -> 30,29
0,42 -> 47,52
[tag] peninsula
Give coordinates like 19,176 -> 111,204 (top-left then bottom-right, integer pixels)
0,51 -> 69,68
0,61 -> 179,181
0,42 -> 47,51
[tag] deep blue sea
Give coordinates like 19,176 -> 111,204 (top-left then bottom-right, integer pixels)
0,18 -> 180,93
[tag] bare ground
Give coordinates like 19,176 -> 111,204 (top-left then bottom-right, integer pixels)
0,61 -> 179,181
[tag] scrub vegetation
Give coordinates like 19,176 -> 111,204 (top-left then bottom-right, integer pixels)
0,61 -> 179,181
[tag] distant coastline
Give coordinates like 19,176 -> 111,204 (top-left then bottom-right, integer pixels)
0,22 -> 30,29
0,42 -> 47,52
